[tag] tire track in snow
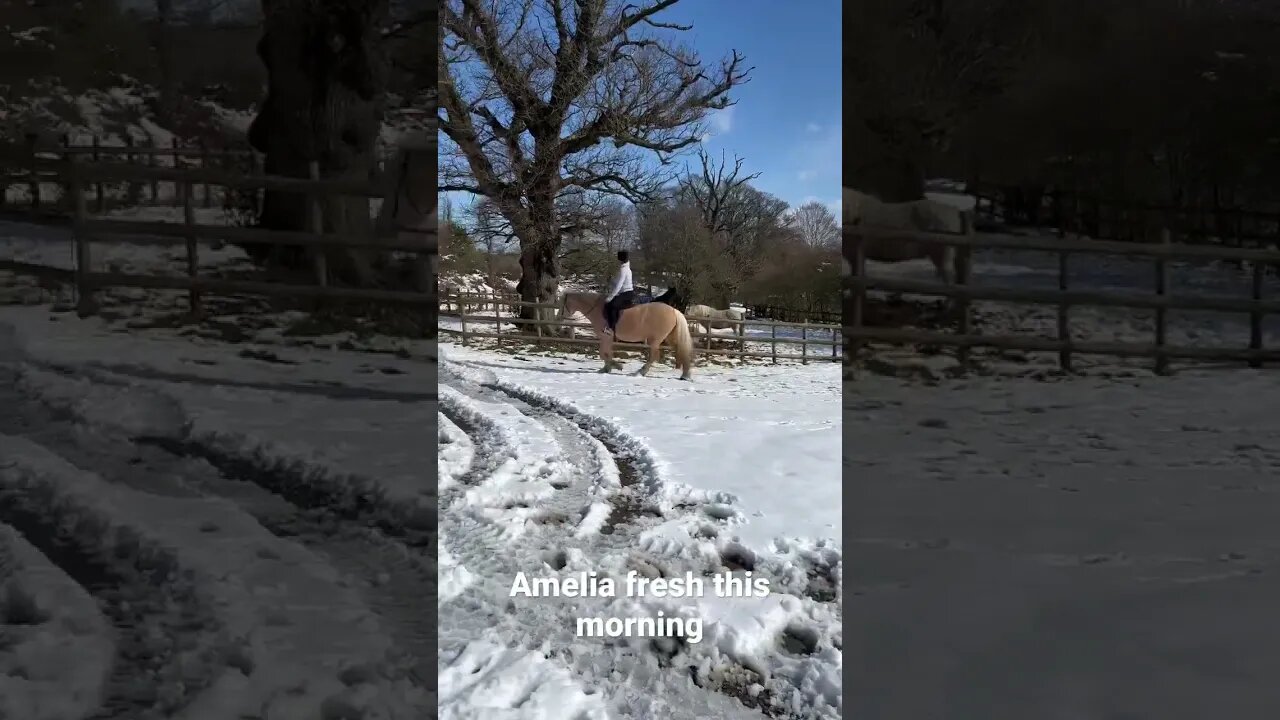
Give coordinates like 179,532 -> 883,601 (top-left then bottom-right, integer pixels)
131,434 -> 434,548
446,362 -> 838,599
439,377 -> 773,719
439,365 -> 833,719
482,371 -> 841,606
442,362 -> 664,534
18,359 -> 435,548
0,365 -> 436,697
125,440 -> 438,693
0,461 -> 223,720
0,371 -> 224,719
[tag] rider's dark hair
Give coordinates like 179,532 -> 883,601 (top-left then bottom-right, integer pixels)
617,250 -> 629,262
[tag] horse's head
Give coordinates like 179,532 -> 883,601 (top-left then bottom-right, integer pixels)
557,292 -> 586,337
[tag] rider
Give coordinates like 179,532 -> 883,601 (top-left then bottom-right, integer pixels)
603,250 -> 634,335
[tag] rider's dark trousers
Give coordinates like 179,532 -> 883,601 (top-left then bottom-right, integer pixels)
604,290 -> 635,331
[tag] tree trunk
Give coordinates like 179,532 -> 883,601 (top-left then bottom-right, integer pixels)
514,186 -> 562,324
247,0 -> 389,286
516,238 -> 560,325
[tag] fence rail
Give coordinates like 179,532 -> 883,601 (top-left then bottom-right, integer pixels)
970,185 -> 1280,247
847,220 -> 1280,373
2,135 -> 401,215
440,292 -> 842,363
2,136 -> 257,214
2,157 -> 434,324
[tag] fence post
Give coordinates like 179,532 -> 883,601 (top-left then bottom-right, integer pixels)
92,135 -> 104,212
67,158 -> 95,317
801,319 -> 809,365
181,179 -> 201,317
59,133 -> 72,208
201,141 -> 212,208
492,286 -> 501,348
148,147 -> 159,201
25,133 -> 40,210
1249,261 -> 1265,368
171,137 -> 181,207
771,322 -> 777,364
306,161 -> 328,296
848,224 -> 866,364
124,134 -> 139,203
1057,250 -> 1073,372
1154,227 -> 1171,375
460,296 -> 469,346
954,214 -> 974,367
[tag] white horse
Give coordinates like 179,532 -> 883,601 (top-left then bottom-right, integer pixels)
844,188 -> 971,283
686,303 -> 746,330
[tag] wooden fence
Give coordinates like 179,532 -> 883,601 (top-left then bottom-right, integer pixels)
439,292 -> 842,364
750,303 -> 840,325
846,221 -> 1280,373
971,185 -> 1280,249
1,157 -> 435,323
2,135 -> 396,217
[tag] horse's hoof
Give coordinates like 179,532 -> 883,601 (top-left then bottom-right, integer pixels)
598,367 -> 610,373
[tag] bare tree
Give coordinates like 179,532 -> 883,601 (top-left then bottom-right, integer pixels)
677,147 -> 760,240
792,201 -> 840,248
636,199 -> 724,303
439,0 -> 751,320
638,176 -> 790,305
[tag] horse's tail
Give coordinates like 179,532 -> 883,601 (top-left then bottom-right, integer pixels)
669,311 -> 694,376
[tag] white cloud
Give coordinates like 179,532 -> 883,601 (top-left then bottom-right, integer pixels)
797,170 -> 815,181
708,107 -> 734,135
805,122 -> 822,133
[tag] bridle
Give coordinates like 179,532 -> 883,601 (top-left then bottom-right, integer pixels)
563,293 -> 604,320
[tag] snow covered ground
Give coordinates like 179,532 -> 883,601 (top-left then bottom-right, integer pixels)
847,370 -> 1280,718
0,304 -> 434,719
438,341 -> 841,719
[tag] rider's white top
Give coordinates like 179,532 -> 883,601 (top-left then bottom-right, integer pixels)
606,261 -> 633,301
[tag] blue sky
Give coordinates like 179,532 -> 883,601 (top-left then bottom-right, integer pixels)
441,0 -> 842,222
659,0 -> 842,216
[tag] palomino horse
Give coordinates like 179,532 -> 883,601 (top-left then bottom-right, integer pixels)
559,291 -> 694,380
844,188 -> 971,283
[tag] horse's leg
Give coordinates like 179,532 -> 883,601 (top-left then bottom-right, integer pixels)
598,335 -> 613,373
638,340 -> 659,376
